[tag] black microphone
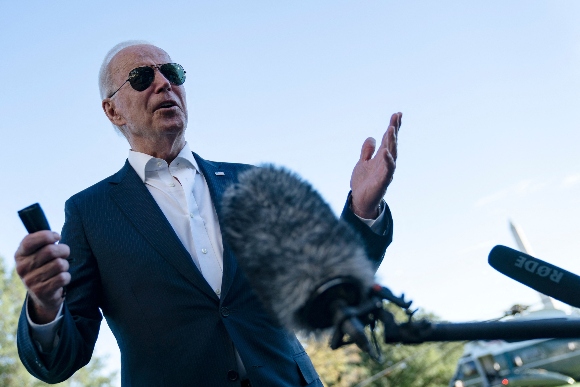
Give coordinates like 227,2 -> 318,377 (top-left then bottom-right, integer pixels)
18,203 -> 51,233
221,165 -> 375,338
488,245 -> 580,308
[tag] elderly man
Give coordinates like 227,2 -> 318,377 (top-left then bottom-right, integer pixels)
15,42 -> 401,386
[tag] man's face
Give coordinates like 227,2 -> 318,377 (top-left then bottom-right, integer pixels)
106,45 -> 188,141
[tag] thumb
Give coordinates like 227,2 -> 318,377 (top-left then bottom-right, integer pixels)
359,137 -> 376,161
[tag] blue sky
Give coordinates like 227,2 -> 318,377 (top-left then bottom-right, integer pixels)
1,0 -> 580,379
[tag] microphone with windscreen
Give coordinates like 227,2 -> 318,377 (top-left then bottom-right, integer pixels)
222,166 -> 580,359
221,165 -> 383,353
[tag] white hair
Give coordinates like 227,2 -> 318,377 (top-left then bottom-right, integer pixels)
98,40 -> 151,135
98,40 -> 151,100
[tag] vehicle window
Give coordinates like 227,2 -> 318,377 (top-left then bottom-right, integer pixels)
519,345 -> 545,362
543,339 -> 580,357
509,343 -> 546,366
461,361 -> 480,380
493,354 -> 509,374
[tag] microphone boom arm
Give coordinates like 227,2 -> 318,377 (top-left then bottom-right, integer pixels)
328,283 -> 580,360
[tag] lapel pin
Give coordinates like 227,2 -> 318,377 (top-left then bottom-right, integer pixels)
215,171 -> 225,176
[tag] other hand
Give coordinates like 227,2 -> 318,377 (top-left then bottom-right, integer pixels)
350,112 -> 402,219
14,231 -> 70,323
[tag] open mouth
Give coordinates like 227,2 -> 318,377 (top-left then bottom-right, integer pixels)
155,101 -> 178,111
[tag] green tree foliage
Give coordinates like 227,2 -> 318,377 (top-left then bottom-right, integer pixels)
303,332 -> 371,386
304,303 -> 464,387
0,257 -> 117,387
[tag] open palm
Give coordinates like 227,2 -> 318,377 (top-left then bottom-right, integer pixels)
350,112 -> 402,219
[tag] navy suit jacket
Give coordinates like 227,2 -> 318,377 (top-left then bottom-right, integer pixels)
17,153 -> 393,386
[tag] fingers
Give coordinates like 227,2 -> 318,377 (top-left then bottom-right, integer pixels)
388,125 -> 398,161
16,242 -> 70,276
23,259 -> 71,296
389,112 -> 402,132
20,256 -> 70,313
379,125 -> 397,160
26,258 -> 70,285
360,112 -> 402,163
382,147 -> 396,178
379,112 -> 402,160
15,231 -> 60,258
14,232 -> 71,311
359,137 -> 376,161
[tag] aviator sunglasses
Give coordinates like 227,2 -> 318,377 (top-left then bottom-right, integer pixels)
108,63 -> 186,98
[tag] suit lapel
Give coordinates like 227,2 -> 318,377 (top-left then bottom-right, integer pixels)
108,161 -> 218,301
193,153 -> 245,301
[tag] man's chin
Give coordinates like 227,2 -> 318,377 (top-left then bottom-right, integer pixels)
155,118 -> 187,134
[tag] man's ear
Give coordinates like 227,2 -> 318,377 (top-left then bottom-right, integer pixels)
102,99 -> 126,126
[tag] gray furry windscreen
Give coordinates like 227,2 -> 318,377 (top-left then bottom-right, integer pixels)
221,165 -> 375,331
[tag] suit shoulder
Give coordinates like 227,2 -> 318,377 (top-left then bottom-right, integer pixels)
211,160 -> 255,171
66,163 -> 128,205
193,153 -> 255,176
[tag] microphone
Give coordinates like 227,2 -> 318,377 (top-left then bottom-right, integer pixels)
488,245 -> 580,308
222,179 -> 580,353
18,203 -> 51,233
221,165 -> 375,334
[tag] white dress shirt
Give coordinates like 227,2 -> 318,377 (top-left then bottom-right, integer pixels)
127,144 -> 224,296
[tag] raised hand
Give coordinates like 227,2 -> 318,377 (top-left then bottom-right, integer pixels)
350,112 -> 402,219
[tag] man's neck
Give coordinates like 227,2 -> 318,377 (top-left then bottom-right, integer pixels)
129,135 -> 186,163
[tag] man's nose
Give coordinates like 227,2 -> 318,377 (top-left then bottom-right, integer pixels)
152,67 -> 171,93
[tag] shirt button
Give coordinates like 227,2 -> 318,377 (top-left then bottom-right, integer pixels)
189,213 -> 194,218
157,161 -> 162,167
168,182 -> 175,187
216,289 -> 221,296
221,307 -> 230,317
201,248 -> 208,254
227,370 -> 239,381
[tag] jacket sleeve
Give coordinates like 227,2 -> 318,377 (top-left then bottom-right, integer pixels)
17,197 -> 103,383
340,192 -> 393,269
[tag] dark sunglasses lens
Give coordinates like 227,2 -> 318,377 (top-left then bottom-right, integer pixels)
129,67 -> 155,91
160,63 -> 186,86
